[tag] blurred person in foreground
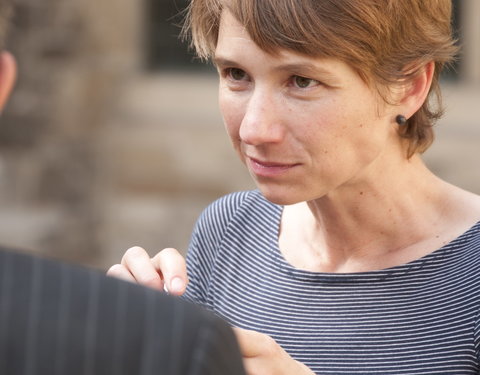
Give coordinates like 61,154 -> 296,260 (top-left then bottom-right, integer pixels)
0,1 -> 245,374
109,0 -> 480,374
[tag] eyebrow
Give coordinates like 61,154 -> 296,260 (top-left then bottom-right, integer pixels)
213,57 -> 238,67
273,63 -> 335,77
213,56 -> 336,78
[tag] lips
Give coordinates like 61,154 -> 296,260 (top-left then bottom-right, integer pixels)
247,157 -> 298,177
251,158 -> 292,168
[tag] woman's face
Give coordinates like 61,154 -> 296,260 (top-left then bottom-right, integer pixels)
215,11 -> 399,205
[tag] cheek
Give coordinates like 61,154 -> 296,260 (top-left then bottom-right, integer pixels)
219,92 -> 244,148
303,99 -> 386,167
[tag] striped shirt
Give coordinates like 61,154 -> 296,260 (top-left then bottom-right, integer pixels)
184,190 -> 480,374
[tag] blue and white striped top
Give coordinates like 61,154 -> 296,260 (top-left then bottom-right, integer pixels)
184,190 -> 480,374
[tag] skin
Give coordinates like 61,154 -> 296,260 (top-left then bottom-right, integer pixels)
108,10 -> 480,374
215,26 -> 398,208
0,51 -> 16,112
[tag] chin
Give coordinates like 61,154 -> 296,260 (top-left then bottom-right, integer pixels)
256,180 -> 331,206
257,185 -> 306,206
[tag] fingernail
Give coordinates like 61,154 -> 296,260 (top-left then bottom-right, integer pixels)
170,277 -> 184,293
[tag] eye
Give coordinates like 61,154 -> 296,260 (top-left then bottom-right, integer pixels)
226,68 -> 249,81
292,75 -> 320,89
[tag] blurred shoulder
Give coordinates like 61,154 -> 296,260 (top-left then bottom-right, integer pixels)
0,246 -> 245,374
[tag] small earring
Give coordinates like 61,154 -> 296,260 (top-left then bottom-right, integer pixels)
395,115 -> 407,126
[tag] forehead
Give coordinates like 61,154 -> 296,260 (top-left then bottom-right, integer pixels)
215,10 -> 358,81
216,10 -> 251,49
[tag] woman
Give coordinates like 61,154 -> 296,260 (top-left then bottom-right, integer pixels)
108,0 -> 480,373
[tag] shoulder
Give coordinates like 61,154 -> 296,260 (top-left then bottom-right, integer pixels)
446,221 -> 480,272
184,190 -> 281,306
0,245 -> 156,314
0,247 -> 245,375
187,189 -> 280,272
460,221 -> 480,260
201,189 -> 266,218
195,189 -> 278,232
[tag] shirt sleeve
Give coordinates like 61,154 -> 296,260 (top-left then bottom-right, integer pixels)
183,191 -> 252,307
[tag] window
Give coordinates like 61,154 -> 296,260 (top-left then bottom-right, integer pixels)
146,0 -> 213,72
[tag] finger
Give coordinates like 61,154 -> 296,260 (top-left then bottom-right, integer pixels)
106,264 -> 137,283
152,248 -> 188,296
121,246 -> 164,290
233,327 -> 276,358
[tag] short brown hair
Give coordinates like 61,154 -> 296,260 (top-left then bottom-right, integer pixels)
183,0 -> 458,157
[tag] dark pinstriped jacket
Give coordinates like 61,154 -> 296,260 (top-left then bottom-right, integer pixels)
0,247 -> 245,375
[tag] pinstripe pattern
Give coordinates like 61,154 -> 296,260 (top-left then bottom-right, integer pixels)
24,255 -> 42,375
54,262 -> 71,375
185,190 -> 480,374
0,247 -> 245,375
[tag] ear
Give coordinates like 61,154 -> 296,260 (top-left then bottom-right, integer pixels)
395,61 -> 435,119
0,51 -> 17,113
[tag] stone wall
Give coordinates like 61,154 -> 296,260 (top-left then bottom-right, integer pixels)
0,0 -> 142,266
0,0 -> 252,269
94,72 -> 254,268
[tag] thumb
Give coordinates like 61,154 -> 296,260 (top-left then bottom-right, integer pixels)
152,248 -> 188,295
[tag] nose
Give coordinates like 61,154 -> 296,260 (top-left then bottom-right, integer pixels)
239,91 -> 285,146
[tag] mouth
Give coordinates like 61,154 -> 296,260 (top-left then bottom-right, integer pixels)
247,157 -> 299,177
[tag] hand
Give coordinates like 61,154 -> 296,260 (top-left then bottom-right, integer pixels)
106,246 -> 188,296
233,328 -> 314,375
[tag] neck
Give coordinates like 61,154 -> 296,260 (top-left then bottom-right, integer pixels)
280,154 -> 459,273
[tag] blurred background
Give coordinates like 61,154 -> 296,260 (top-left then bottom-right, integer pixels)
0,0 -> 478,270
